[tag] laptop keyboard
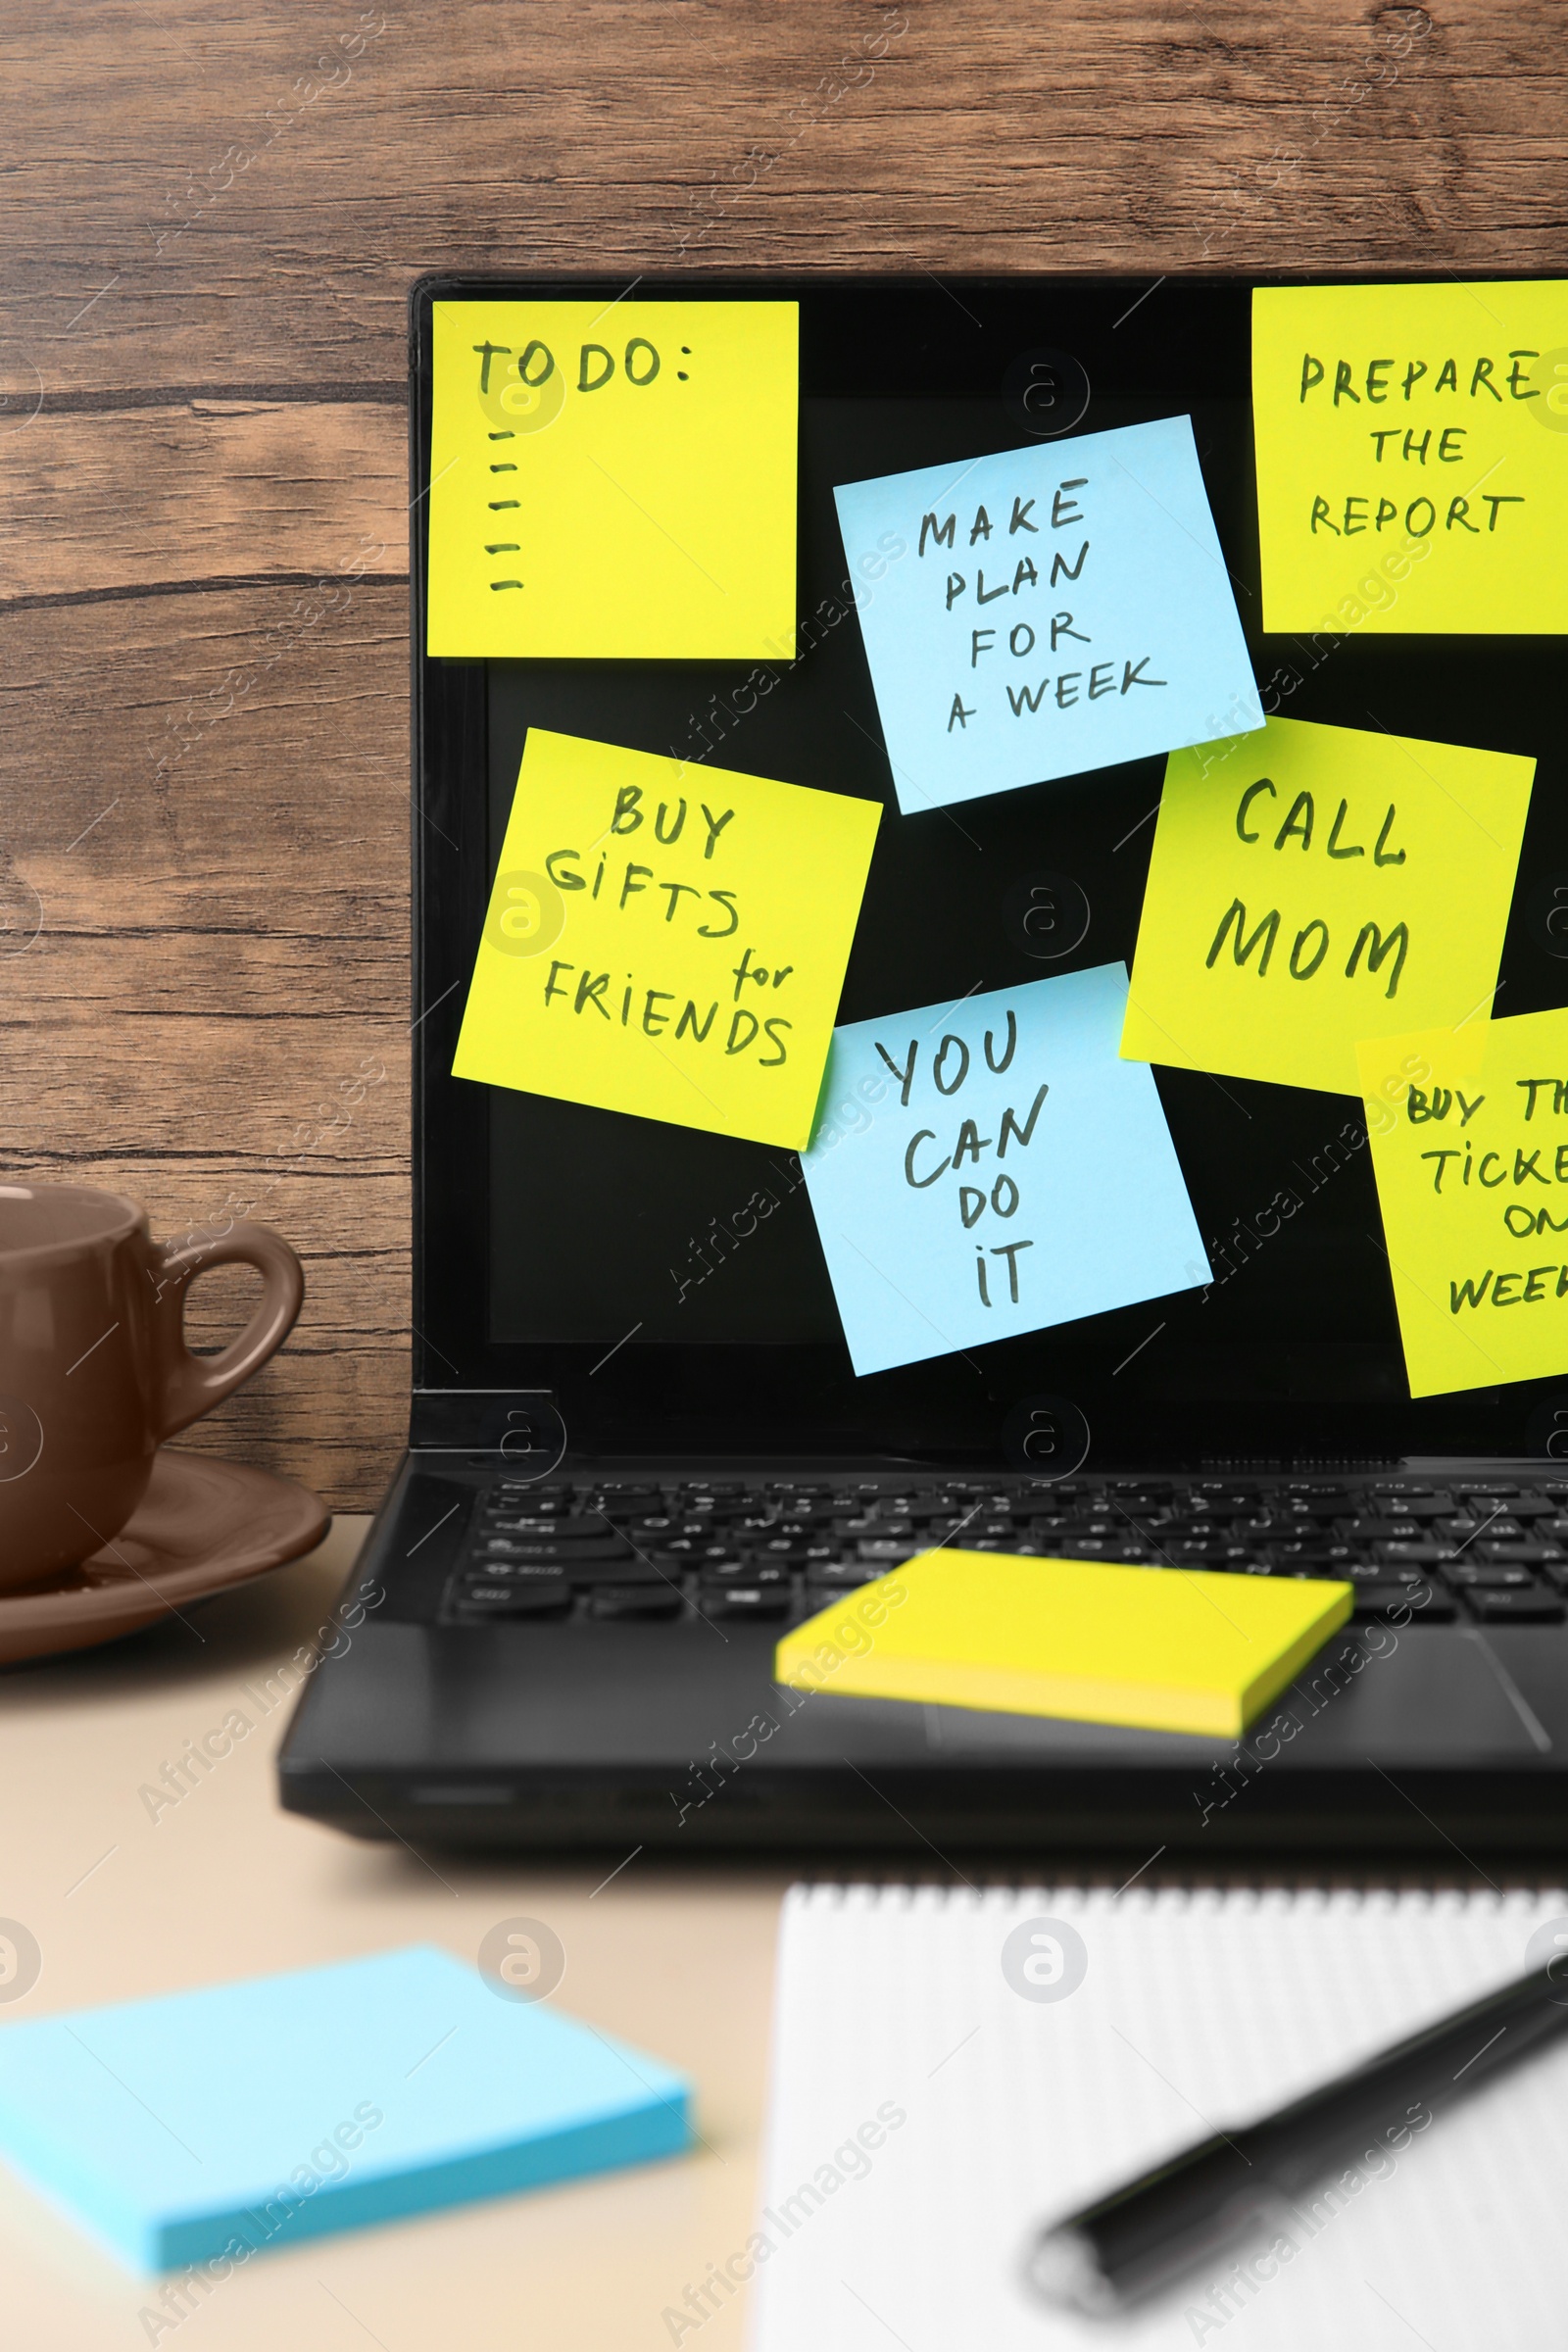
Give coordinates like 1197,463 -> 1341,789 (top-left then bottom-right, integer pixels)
437,1473 -> 1568,1630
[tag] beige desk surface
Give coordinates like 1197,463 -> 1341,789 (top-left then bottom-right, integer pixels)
1,1520 -> 786,2351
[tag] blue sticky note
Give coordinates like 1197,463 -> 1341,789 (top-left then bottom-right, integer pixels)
0,1945 -> 691,2273
834,417 -> 1263,813
800,965 -> 1210,1376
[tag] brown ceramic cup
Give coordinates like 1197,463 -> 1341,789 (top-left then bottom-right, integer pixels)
0,1184 -> 304,1592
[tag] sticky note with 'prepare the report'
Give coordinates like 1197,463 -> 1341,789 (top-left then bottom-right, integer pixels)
1121,714 -> 1534,1097
775,1552 -> 1353,1739
1359,1007 -> 1568,1398
0,1945 -> 690,2273
1252,279 -> 1568,633
426,297 -> 798,659
452,730 -> 881,1150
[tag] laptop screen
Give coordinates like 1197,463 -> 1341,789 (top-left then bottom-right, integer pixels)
412,274 -> 1568,1467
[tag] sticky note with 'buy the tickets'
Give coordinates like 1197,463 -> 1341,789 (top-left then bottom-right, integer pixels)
426,298 -> 798,660
775,1552 -> 1353,1740
453,731 -> 881,1151
1122,714 -> 1535,1097
1252,279 -> 1568,634
1359,1008 -> 1568,1398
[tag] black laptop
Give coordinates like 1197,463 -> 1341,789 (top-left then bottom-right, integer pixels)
279,270 -> 1568,1858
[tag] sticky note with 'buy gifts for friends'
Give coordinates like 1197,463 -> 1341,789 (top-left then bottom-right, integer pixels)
1121,714 -> 1534,1096
1360,1007 -> 1568,1397
452,730 -> 881,1151
775,1551 -> 1353,1740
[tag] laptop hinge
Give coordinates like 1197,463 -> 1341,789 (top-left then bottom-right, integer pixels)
410,1388 -> 565,1475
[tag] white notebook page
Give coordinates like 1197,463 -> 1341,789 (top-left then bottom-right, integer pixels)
748,1882 -> 1568,2351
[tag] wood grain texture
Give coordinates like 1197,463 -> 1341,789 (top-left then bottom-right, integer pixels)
0,584 -> 410,1504
0,0 -> 1561,1503
0,403 -> 408,604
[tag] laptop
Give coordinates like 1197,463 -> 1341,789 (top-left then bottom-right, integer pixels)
278,270 -> 1568,1857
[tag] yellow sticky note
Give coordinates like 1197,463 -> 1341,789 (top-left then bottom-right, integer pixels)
1122,715 -> 1534,1095
774,1551 -> 1352,1740
452,730 -> 880,1150
1253,280 -> 1568,633
426,299 -> 798,659
1359,1009 -> 1568,1397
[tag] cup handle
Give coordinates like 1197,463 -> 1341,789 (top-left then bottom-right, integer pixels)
148,1222 -> 306,1440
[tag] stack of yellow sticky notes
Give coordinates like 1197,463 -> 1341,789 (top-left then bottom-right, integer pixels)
774,1551 -> 1352,1739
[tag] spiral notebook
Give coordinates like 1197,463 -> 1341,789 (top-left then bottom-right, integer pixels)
749,1883 -> 1568,2351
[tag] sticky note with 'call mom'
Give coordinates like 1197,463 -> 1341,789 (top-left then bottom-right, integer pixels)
1122,714 -> 1534,1096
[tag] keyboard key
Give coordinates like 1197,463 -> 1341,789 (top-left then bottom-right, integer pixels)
700,1586 -> 792,1620
472,1536 -> 631,1564
1463,1589 -> 1566,1623
804,1570 -> 879,1600
1272,1541 -> 1360,1565
1353,1583 -> 1457,1621
588,1585 -> 684,1620
483,1515 -> 625,1545
1473,1542 -> 1567,1565
647,1539 -> 737,1569
465,1555 -> 656,1588
448,1576 -> 572,1617
1446,1565 -> 1541,1588
700,1563 -> 790,1588
483,1501 -> 573,1528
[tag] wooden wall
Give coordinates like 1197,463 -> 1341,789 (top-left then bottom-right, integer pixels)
1,1 -> 1557,1505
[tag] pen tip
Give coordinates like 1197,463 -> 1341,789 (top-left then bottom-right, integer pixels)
1026,2225 -> 1118,2317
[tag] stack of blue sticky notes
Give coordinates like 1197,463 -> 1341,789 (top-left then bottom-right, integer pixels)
0,1943 -> 691,2272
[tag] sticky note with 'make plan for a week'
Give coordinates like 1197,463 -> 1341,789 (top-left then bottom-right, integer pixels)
0,1944 -> 691,2273
833,416 -> 1263,813
1360,1007 -> 1568,1398
453,730 -> 881,1150
426,298 -> 798,659
1122,714 -> 1535,1097
1253,279 -> 1568,634
775,1552 -> 1353,1739
799,964 -> 1209,1377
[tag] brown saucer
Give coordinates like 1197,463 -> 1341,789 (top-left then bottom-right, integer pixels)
0,1449 -> 330,1666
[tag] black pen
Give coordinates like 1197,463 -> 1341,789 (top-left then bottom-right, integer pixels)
1026,1955 -> 1568,2316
